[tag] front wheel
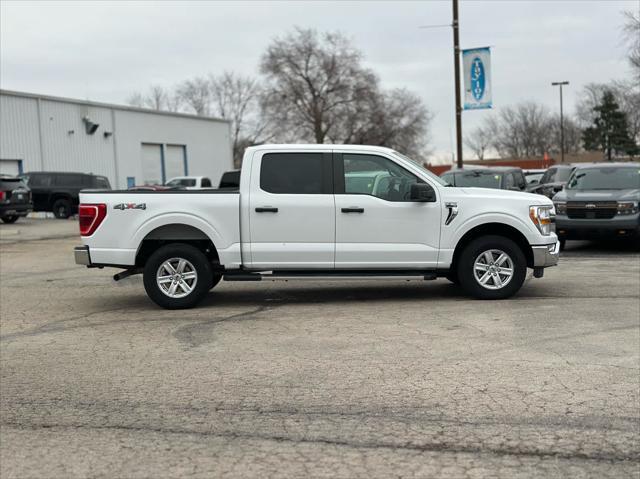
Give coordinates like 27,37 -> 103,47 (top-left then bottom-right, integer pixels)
457,235 -> 527,300
1,216 -> 19,224
143,243 -> 213,309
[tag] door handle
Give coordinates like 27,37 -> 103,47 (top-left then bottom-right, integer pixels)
255,207 -> 278,213
341,207 -> 364,213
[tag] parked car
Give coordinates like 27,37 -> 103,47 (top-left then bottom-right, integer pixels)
553,163 -> 640,248
528,164 -> 575,198
0,176 -> 33,223
218,170 -> 240,189
19,172 -> 111,219
165,176 -> 213,189
441,166 -> 527,191
524,169 -> 546,187
74,145 -> 559,309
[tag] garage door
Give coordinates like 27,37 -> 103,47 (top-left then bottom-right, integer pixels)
140,144 -> 163,185
165,145 -> 187,179
0,159 -> 22,176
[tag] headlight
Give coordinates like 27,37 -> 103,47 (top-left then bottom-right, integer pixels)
553,201 -> 567,215
617,201 -> 638,215
529,205 -> 555,236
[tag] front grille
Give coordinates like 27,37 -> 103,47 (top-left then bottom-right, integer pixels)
566,201 -> 617,219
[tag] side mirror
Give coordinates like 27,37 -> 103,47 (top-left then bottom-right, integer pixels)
553,185 -> 563,192
410,183 -> 436,202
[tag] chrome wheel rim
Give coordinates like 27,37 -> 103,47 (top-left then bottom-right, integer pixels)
473,249 -> 514,290
156,257 -> 198,298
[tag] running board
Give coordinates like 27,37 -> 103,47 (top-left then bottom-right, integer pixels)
223,270 -> 438,282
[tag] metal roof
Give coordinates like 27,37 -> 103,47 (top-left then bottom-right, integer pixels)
0,89 -> 229,124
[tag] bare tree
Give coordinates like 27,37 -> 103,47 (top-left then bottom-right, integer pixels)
622,10 -> 640,75
260,28 -> 379,144
484,102 -> 554,158
126,85 -> 180,112
209,72 -> 273,167
547,114 -> 582,156
465,125 -> 491,160
176,77 -> 212,116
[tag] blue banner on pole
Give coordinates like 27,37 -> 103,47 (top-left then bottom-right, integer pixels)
462,47 -> 492,110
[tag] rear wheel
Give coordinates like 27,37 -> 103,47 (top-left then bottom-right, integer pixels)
457,235 -> 527,300
52,198 -> 72,219
1,216 -> 19,224
143,243 -> 213,309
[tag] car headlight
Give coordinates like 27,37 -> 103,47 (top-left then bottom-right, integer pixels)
617,201 -> 638,215
529,205 -> 555,236
553,201 -> 567,215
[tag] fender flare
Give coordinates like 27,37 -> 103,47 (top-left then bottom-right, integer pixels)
133,213 -> 225,254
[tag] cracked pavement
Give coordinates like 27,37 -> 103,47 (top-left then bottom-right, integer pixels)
1,219 -> 639,478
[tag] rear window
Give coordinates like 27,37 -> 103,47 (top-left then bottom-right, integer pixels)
0,178 -> 26,189
260,153 -> 326,194
166,178 -> 196,187
453,171 -> 503,189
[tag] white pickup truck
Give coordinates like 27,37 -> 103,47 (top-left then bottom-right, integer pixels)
74,145 -> 559,309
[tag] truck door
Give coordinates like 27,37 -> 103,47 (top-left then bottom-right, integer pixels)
333,152 -> 441,269
247,151 -> 335,269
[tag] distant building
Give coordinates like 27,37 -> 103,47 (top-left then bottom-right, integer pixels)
0,89 -> 233,188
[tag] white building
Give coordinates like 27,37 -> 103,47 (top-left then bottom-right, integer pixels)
0,89 -> 233,188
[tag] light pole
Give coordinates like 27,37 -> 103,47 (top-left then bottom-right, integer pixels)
452,0 -> 463,169
551,81 -> 569,163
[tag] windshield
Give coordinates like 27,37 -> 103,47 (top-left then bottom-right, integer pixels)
453,171 -> 503,189
391,151 -> 449,186
567,167 -> 640,190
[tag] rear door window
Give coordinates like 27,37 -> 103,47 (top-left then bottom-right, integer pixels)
260,153 -> 329,194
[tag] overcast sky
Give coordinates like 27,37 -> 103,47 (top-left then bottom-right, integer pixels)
1,0 -> 637,162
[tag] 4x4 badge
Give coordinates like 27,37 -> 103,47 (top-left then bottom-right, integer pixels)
114,203 -> 146,211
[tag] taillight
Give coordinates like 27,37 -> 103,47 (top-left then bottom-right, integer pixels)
0,191 -> 5,201
79,203 -> 107,236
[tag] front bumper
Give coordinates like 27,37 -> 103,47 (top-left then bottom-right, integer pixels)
556,214 -> 640,239
74,245 -> 91,266
532,241 -> 560,268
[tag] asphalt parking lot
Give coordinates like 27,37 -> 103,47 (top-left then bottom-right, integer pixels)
1,218 -> 639,478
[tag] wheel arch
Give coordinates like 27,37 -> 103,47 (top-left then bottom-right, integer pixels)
135,223 -> 220,268
451,222 -> 534,271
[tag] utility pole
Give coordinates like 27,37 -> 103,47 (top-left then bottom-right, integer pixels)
551,81 -> 569,163
452,0 -> 463,168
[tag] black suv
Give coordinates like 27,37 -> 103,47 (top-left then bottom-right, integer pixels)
0,176 -> 33,223
20,172 -> 111,219
440,166 -> 527,191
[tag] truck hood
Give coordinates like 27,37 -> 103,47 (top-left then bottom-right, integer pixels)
452,186 -> 552,204
554,188 -> 640,202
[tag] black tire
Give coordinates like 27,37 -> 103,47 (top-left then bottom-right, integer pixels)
559,239 -> 566,251
1,216 -> 19,224
210,273 -> 222,290
52,198 -> 72,219
143,243 -> 213,309
445,271 -> 459,285
456,235 -> 527,300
